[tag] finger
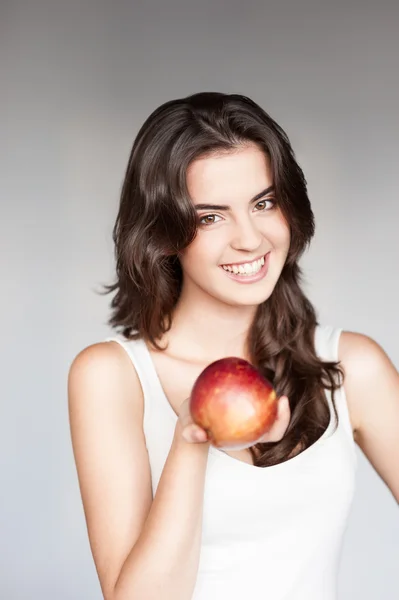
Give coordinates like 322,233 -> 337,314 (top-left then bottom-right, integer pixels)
275,395 -> 291,436
258,396 -> 290,443
278,395 -> 290,418
182,423 -> 209,443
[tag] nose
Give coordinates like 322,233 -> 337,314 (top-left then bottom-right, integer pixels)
230,215 -> 263,253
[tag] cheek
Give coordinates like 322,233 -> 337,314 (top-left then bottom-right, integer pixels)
181,232 -> 225,266
278,227 -> 291,249
267,216 -> 291,249
179,239 -> 213,273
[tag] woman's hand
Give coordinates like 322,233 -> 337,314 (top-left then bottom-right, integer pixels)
175,394 -> 291,446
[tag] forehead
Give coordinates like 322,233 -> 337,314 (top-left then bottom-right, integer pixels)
186,145 -> 273,202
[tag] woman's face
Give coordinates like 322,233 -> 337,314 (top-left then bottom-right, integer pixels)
178,144 -> 291,308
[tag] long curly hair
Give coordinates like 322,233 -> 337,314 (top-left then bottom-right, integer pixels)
99,91 -> 344,467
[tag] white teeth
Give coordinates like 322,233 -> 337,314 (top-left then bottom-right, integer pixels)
222,255 -> 266,275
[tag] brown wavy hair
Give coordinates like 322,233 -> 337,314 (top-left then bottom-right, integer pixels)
99,91 -> 344,467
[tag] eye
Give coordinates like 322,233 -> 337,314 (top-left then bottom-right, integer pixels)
198,214 -> 222,226
254,198 -> 276,211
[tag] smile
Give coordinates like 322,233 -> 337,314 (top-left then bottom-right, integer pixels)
221,254 -> 266,275
219,252 -> 271,284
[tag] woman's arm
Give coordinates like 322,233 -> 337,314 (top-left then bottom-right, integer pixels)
339,331 -> 399,503
114,431 -> 209,600
68,342 -> 210,600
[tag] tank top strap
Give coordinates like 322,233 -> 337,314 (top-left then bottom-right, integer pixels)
104,335 -> 158,421
314,324 -> 355,445
314,323 -> 342,362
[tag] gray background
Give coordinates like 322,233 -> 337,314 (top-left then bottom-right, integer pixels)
2,0 -> 398,598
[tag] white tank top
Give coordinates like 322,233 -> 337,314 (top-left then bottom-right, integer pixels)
105,324 -> 357,600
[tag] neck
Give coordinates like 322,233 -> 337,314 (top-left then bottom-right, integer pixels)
159,283 -> 258,364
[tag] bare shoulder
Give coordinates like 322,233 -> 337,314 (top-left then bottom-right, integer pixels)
338,330 -> 389,384
68,340 -> 145,419
338,329 -> 396,384
338,331 -> 390,429
67,342 -> 152,599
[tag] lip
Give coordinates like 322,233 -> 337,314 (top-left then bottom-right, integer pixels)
220,253 -> 267,267
219,252 -> 271,284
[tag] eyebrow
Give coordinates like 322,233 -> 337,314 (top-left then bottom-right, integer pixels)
193,185 -> 275,211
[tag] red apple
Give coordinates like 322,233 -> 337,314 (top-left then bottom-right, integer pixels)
189,356 -> 278,450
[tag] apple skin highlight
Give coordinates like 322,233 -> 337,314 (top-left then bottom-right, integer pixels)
189,357 -> 278,450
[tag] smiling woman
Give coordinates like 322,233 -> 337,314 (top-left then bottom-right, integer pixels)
67,92 -> 399,600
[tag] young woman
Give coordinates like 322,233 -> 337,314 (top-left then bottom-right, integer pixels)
68,92 -> 399,600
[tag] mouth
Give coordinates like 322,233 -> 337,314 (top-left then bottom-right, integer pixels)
219,252 -> 271,283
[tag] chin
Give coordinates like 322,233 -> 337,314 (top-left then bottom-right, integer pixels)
216,283 -> 276,308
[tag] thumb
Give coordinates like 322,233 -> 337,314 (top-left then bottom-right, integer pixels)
178,398 -> 209,444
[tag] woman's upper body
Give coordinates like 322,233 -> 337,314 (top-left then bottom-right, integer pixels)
102,324 -> 355,600
68,92 -> 399,599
